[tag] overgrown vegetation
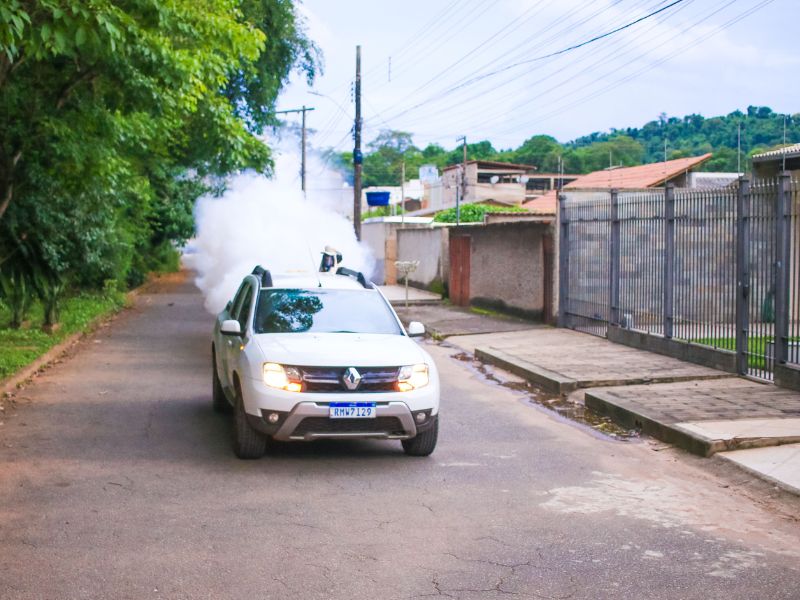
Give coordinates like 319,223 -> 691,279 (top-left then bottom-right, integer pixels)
433,204 -> 527,223
0,290 -> 125,379
0,1 -> 316,378
362,205 -> 405,220
0,2 -> 315,315
339,107 -> 798,187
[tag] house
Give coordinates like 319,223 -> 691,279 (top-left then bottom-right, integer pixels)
522,153 -> 714,215
752,144 -> 800,179
440,160 -> 537,209
524,173 -> 580,194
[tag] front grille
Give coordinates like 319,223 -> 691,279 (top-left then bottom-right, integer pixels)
299,367 -> 399,393
291,416 -> 406,437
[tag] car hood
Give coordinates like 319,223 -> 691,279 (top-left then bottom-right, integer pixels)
252,333 -> 427,367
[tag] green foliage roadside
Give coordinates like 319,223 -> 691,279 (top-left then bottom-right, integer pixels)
0,0 -> 317,335
433,204 -> 527,223
0,290 -> 125,381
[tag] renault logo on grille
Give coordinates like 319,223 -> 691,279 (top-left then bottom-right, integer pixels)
342,367 -> 362,390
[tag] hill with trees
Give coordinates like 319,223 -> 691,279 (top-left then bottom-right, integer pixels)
343,106 -> 799,187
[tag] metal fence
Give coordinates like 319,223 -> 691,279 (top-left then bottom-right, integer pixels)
558,175 -> 799,381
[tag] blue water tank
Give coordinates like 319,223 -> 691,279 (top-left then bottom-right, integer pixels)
366,191 -> 391,206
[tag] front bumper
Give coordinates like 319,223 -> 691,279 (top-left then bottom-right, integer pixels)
246,401 -> 437,441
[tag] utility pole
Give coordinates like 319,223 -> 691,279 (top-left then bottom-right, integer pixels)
353,45 -> 363,240
456,135 -> 467,226
275,105 -> 315,193
737,122 -> 742,175
400,160 -> 406,228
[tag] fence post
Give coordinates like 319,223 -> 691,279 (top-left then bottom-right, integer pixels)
735,177 -> 751,375
774,172 -> 791,365
663,184 -> 675,339
557,194 -> 570,328
609,189 -> 621,327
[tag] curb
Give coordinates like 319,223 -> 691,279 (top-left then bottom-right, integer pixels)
387,298 -> 444,308
0,281 -> 147,397
585,391 -> 716,456
585,390 -> 800,457
0,331 -> 86,396
475,347 -> 577,394
713,452 -> 800,497
473,347 -> 732,395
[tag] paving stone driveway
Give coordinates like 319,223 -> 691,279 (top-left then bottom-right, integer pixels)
450,327 -> 730,388
587,377 -> 800,424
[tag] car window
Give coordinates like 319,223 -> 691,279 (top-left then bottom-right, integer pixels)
254,289 -> 403,335
237,285 -> 254,333
229,283 -> 249,318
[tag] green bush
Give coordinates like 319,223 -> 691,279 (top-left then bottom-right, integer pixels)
362,205 -> 404,220
433,204 -> 527,223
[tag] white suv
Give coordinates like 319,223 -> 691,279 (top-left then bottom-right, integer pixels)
211,265 -> 440,459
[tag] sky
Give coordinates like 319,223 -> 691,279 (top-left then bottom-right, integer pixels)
276,0 -> 799,155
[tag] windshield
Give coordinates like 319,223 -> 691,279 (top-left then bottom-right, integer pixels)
254,289 -> 403,335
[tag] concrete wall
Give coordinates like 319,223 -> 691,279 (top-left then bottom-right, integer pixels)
362,219 -> 435,285
452,222 -> 550,320
396,227 -> 449,290
361,221 -> 396,285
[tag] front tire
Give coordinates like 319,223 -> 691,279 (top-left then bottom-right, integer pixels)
233,382 -> 267,459
402,416 -> 438,456
212,348 -> 231,414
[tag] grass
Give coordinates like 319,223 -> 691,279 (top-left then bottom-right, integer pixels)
469,305 -> 509,319
0,292 -> 126,381
691,335 -> 780,370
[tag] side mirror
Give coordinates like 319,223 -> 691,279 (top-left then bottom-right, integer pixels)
220,319 -> 242,336
407,321 -> 425,337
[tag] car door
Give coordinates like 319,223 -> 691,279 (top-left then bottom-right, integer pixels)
224,282 -> 255,386
218,282 -> 249,391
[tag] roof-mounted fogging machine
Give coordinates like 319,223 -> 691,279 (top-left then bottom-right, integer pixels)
319,246 -> 343,273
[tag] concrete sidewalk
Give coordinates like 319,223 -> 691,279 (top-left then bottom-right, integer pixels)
379,285 -> 442,306
584,379 -> 800,456
448,327 -> 731,393
404,302 -> 800,494
394,304 -> 540,338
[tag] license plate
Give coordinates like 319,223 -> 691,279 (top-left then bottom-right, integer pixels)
329,402 -> 376,419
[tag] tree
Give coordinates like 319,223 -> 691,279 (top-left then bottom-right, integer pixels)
0,1 -> 317,321
363,130 -> 418,187
511,135 -> 562,170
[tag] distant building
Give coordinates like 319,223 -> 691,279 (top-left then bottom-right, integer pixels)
752,144 -> 800,179
687,172 -> 739,189
439,160 -> 538,209
524,153 -> 714,215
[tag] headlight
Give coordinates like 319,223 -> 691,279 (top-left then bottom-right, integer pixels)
262,363 -> 303,392
396,363 -> 429,392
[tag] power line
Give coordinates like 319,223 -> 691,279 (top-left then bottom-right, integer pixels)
367,0 -> 498,89
381,0 -> 687,124
393,0 -> 686,132
495,0 -> 776,136
407,0 -> 707,138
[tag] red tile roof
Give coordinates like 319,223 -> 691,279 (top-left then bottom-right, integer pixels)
521,154 -> 713,215
564,154 -> 712,189
523,190 -> 559,215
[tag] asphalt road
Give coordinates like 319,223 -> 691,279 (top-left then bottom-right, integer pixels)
1,272 -> 799,599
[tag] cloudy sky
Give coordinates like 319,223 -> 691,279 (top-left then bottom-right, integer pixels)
276,0 -> 798,153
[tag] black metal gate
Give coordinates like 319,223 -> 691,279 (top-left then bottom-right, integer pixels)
558,176 -> 798,381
